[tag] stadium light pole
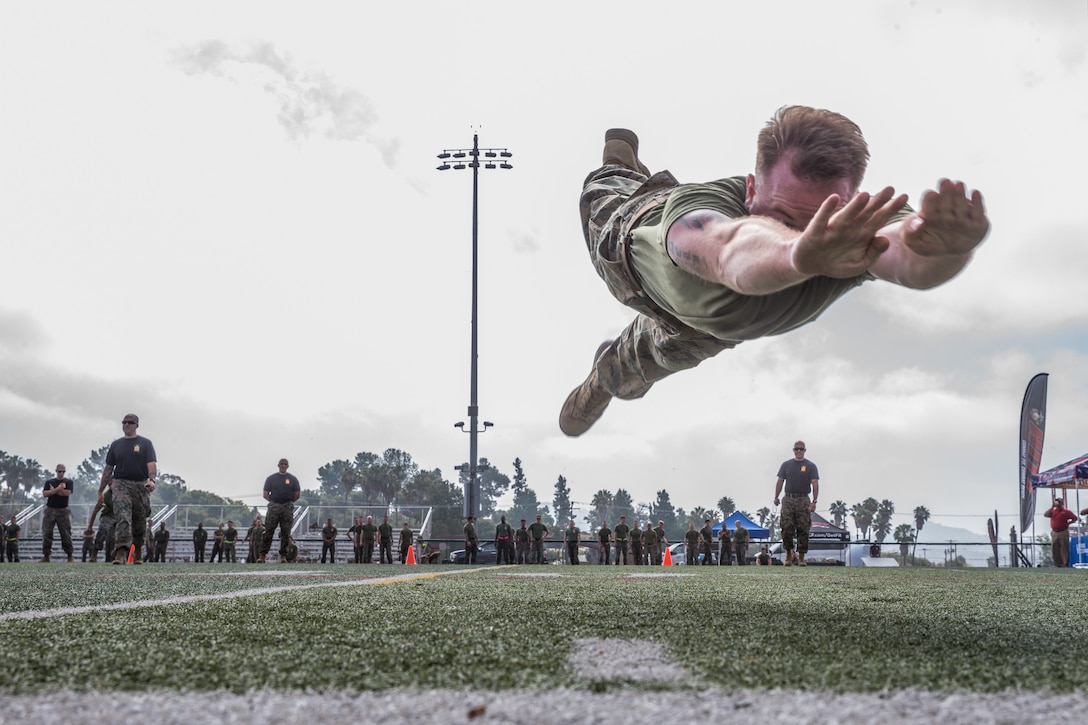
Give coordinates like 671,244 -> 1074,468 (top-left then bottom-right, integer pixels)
437,133 -> 513,519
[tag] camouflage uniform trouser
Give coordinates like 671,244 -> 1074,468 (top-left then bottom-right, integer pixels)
94,490 -> 117,556
111,479 -> 150,552
261,502 -> 294,558
780,496 -> 813,555
530,539 -> 545,564
42,507 -> 74,555
580,165 -> 737,400
515,541 -> 529,564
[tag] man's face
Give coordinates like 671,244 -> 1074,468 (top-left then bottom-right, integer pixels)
793,442 -> 806,460
746,160 -> 855,231
121,416 -> 139,438
278,460 -> 289,473
55,466 -> 66,478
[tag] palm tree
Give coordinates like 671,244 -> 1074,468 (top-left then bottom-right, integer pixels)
766,513 -> 779,541
690,506 -> 710,526
850,502 -> 873,540
912,505 -> 931,563
755,506 -> 770,528
717,496 -> 736,519
829,500 -> 848,529
874,499 -> 895,544
893,523 -> 915,564
590,489 -> 614,528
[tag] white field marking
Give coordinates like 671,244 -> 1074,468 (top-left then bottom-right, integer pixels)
572,638 -> 691,682
187,569 -> 331,577
0,567 -> 489,622
622,572 -> 695,578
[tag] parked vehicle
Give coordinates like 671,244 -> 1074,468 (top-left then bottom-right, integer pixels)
448,540 -> 548,565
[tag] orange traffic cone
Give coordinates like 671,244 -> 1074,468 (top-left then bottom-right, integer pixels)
405,545 -> 417,565
662,547 -> 673,566
128,544 -> 135,564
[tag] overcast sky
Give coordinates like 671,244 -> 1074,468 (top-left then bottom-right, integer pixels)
2,1 -> 1086,536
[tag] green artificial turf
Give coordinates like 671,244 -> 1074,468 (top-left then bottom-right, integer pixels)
0,565 -> 1084,695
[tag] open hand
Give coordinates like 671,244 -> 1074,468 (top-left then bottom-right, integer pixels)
791,186 -> 908,278
901,179 -> 989,258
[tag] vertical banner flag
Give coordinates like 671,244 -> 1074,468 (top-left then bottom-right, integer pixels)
1019,373 -> 1048,533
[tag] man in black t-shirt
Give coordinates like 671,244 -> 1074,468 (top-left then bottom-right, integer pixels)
99,414 -> 157,565
774,441 -> 820,567
41,464 -> 75,562
258,458 -> 301,563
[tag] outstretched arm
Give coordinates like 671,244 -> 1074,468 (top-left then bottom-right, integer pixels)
666,187 -> 907,295
869,179 -> 989,289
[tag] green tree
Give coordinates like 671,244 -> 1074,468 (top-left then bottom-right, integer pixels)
72,446 -> 110,505
766,512 -> 779,541
648,489 -> 680,536
552,475 -> 571,524
851,498 -> 879,539
611,489 -> 636,525
458,457 -> 509,517
689,506 -> 711,526
507,461 -> 549,526
893,523 -> 915,564
717,496 -> 736,519
755,506 -> 771,527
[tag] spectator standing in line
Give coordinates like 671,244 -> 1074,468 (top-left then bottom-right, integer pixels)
98,413 -> 157,565
244,515 -> 263,563
153,522 -> 170,562
40,464 -> 75,563
462,516 -> 479,564
653,521 -> 668,565
774,441 -> 819,567
515,519 -> 530,565
378,515 -> 394,564
347,517 -> 362,563
493,515 -> 513,565
699,519 -> 714,565
733,521 -> 750,566
528,514 -> 548,565
597,520 -> 612,565
683,523 -> 700,565
360,515 -> 378,564
564,520 -> 581,565
209,522 -> 225,563
223,520 -> 238,563
630,521 -> 644,565
192,522 -> 207,563
5,515 -> 20,562
612,516 -> 629,565
321,518 -> 337,564
642,523 -> 658,566
258,458 -> 301,563
717,524 -> 733,566
399,522 -> 413,564
1043,497 -> 1078,568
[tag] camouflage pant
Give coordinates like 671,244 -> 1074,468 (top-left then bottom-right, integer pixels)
530,539 -> 545,564
111,479 -> 150,551
42,507 -> 73,555
261,502 -> 294,558
780,496 -> 813,554
580,165 -> 737,400
95,496 -> 117,555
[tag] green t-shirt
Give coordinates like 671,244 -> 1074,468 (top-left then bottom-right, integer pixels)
378,523 -> 393,541
630,527 -> 642,545
628,177 -> 885,341
565,527 -> 580,542
733,528 -> 750,548
597,526 -> 611,544
400,527 -> 413,546
362,523 -> 378,541
528,522 -> 548,540
613,523 -> 629,541
684,528 -> 700,546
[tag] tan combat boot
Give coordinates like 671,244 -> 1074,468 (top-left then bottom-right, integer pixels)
38,554 -> 50,563
112,546 -> 128,565
603,129 -> 651,175
797,553 -> 807,567
559,341 -> 614,437
131,544 -> 143,565
784,549 -> 793,567
66,554 -> 74,563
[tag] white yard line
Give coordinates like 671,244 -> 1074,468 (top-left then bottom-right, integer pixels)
0,567 -> 487,622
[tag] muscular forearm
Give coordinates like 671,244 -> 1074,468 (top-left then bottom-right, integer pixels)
869,216 -> 973,289
667,211 -> 811,295
99,466 -> 114,494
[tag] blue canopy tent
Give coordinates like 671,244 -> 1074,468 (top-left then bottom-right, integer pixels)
1032,452 -> 1088,566
711,511 -> 769,539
